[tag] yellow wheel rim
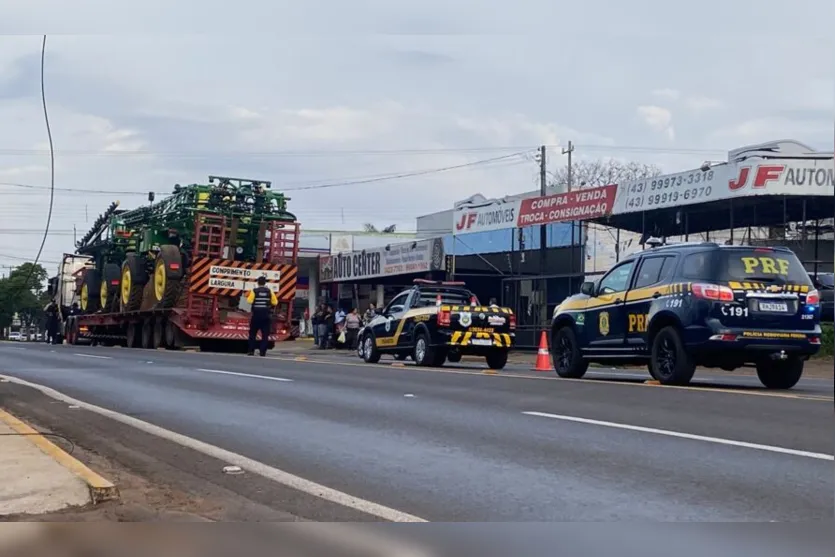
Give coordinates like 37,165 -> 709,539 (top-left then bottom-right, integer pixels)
121,266 -> 132,305
154,261 -> 166,302
100,280 -> 109,309
80,284 -> 88,311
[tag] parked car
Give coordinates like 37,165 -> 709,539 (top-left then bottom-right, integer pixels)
809,273 -> 833,323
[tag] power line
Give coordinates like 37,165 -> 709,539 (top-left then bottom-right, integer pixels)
0,143 -> 745,158
0,145 -> 534,158
0,181 -> 150,195
0,151 -> 530,197
282,151 -> 531,191
9,35 -> 55,300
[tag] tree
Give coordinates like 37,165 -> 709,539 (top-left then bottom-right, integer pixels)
362,223 -> 398,233
550,159 -> 662,190
0,262 -> 49,335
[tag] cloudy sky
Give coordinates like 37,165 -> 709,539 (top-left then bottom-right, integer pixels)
1,0 -> 833,269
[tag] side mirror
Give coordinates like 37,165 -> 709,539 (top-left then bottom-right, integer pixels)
580,281 -> 596,297
388,305 -> 404,315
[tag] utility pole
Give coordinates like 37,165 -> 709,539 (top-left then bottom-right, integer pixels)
562,141 -> 574,191
562,141 -> 578,281
537,145 -> 548,329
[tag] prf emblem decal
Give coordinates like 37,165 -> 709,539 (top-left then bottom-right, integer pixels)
385,319 -> 392,332
599,311 -> 610,336
459,312 -> 472,328
576,313 -> 585,325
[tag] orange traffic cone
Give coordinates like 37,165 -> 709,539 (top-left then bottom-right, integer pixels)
533,331 -> 552,372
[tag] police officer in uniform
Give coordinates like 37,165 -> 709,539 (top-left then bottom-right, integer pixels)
246,275 -> 277,356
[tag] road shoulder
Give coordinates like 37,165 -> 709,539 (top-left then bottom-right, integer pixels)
0,381 -> 378,522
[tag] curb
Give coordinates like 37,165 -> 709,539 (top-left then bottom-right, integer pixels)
0,408 -> 119,504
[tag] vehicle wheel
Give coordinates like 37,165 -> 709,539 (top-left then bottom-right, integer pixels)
80,269 -> 102,313
356,335 -> 365,359
99,263 -> 121,313
431,349 -> 447,367
152,245 -> 183,309
755,357 -> 803,390
485,350 -> 508,370
362,333 -> 381,364
120,254 -> 148,312
125,323 -> 139,348
152,319 -> 165,349
552,326 -> 589,378
650,326 -> 696,386
141,319 -> 153,349
413,333 -> 436,367
164,320 -> 181,349
394,353 -> 409,361
447,351 -> 462,364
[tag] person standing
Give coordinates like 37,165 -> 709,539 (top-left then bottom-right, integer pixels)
312,304 -> 323,346
344,308 -> 362,349
321,305 -> 334,349
246,276 -> 277,356
301,306 -> 310,337
363,303 -> 377,325
44,301 -> 59,344
334,307 -> 346,347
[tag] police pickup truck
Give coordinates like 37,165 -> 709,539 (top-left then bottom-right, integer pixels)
357,279 -> 516,369
551,242 -> 822,389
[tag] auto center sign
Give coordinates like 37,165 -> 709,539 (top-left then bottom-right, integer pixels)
319,238 -> 445,283
453,185 -> 618,234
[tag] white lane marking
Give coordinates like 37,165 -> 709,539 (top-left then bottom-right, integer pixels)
0,374 -> 424,522
196,368 -> 293,383
523,411 -> 834,461
74,353 -> 112,360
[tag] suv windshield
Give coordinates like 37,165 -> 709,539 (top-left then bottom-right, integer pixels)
717,248 -> 811,285
414,289 -> 475,307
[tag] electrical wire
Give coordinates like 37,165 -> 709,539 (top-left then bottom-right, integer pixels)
0,182 -> 149,195
9,35 -> 55,298
282,151 -> 530,191
0,151 -> 529,197
0,143 -> 744,158
0,145 -> 535,158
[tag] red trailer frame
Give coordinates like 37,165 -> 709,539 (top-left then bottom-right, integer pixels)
64,212 -> 301,352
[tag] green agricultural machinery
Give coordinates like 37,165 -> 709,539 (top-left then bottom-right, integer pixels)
60,176 -> 301,350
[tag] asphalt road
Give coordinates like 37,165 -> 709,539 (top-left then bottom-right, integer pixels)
0,341 -> 832,522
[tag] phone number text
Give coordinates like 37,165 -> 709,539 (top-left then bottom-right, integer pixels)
623,170 -> 716,210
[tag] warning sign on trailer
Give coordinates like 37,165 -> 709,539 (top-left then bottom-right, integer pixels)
190,257 -> 292,297
209,265 -> 282,282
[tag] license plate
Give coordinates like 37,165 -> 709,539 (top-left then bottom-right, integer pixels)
471,339 -> 493,346
759,302 -> 788,312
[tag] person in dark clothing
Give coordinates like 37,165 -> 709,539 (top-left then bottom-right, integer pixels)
246,276 -> 277,356
45,301 -> 59,344
321,305 -> 334,349
312,303 -> 324,347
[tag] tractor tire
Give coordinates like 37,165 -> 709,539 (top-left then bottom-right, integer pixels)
80,269 -> 102,314
152,319 -> 166,349
141,319 -> 154,349
165,320 -> 182,349
99,263 -> 121,313
125,322 -> 139,348
120,254 -> 148,313
151,245 -> 184,309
